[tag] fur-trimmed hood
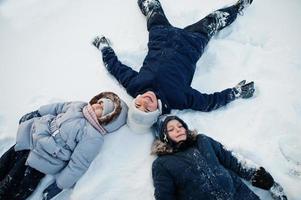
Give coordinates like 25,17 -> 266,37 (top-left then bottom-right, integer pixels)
151,133 -> 198,155
152,133 -> 260,200
89,91 -> 128,133
89,91 -> 123,125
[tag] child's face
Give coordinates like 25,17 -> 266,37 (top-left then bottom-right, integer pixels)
91,103 -> 103,118
134,91 -> 158,112
166,119 -> 187,143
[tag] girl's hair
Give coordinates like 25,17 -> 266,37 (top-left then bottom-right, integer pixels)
151,129 -> 198,155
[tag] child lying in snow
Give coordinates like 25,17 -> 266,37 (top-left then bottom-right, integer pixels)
0,91 -> 128,200
151,115 -> 288,200
92,0 -> 255,133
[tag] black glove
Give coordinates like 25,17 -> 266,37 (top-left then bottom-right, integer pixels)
42,182 -> 62,200
92,36 -> 110,50
270,182 -> 288,200
251,167 -> 274,190
18,110 -> 41,124
233,80 -> 255,98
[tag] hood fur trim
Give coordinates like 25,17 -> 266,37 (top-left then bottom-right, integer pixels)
151,132 -> 198,155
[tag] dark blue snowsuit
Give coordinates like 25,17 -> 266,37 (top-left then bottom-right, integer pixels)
101,5 -> 240,114
152,134 -> 260,200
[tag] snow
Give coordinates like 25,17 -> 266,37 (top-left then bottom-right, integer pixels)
0,0 -> 300,199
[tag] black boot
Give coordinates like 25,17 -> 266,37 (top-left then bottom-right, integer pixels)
138,0 -> 163,17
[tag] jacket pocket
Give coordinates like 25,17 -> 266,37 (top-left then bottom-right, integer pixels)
37,136 -> 71,161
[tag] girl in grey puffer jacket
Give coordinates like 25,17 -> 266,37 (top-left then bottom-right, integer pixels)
0,91 -> 128,200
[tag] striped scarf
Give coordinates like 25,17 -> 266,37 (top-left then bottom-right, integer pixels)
83,104 -> 107,135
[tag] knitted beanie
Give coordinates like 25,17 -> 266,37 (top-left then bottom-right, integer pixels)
154,115 -> 189,143
89,91 -> 128,132
127,99 -> 162,133
97,98 -> 115,116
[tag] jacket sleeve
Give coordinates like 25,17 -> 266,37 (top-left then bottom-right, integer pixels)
55,136 -> 103,189
101,47 -> 139,89
186,87 -> 236,112
206,135 -> 258,180
38,102 -> 72,116
152,160 -> 176,200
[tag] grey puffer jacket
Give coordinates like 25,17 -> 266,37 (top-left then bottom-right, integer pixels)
14,101 -> 127,189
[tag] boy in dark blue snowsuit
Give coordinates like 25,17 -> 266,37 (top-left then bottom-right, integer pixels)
93,0 -> 255,132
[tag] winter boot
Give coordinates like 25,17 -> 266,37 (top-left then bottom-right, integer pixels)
235,0 -> 253,13
138,0 -> 163,17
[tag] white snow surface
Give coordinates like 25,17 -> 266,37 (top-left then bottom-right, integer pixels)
0,0 -> 301,199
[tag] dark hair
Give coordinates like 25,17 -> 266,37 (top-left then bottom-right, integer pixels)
155,115 -> 197,147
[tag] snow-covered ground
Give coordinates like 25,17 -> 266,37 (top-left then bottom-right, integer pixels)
0,0 -> 301,199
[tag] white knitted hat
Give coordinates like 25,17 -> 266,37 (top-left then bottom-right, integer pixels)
127,98 -> 162,133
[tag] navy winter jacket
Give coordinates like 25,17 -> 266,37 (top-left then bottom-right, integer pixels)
152,134 -> 260,200
101,25 -> 235,114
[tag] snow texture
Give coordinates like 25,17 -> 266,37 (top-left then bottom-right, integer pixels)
0,0 -> 301,199
226,145 -> 260,171
207,11 -> 230,37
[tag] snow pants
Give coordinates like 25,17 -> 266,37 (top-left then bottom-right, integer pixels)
146,1 -> 240,40
0,145 -> 45,200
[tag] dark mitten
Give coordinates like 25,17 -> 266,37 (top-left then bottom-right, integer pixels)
270,182 -> 288,200
19,110 -> 41,124
251,167 -> 274,190
92,36 -> 110,50
42,182 -> 62,200
236,0 -> 253,13
233,80 -> 255,98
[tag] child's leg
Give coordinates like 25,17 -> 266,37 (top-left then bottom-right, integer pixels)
13,166 -> 45,200
0,145 -> 17,180
0,145 -> 29,180
147,10 -> 171,31
0,150 -> 29,199
184,4 -> 240,39
138,0 -> 171,30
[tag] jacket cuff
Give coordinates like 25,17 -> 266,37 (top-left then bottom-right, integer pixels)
227,88 -> 237,102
